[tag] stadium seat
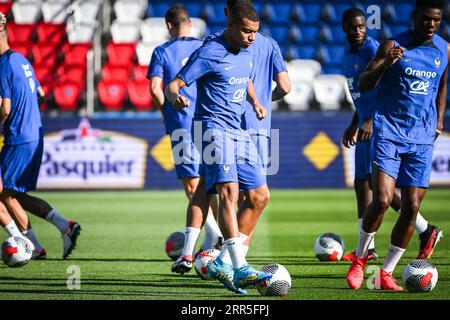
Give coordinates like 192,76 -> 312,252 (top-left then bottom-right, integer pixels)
32,43 -> 60,67
313,75 -> 350,111
42,0 -> 68,23
7,22 -> 35,43
297,44 -> 318,60
318,44 -> 346,65
132,64 -> 149,80
267,24 -> 290,44
297,25 -> 321,43
146,1 -> 170,18
190,17 -> 207,39
298,3 -> 324,23
127,79 -> 153,111
70,0 -> 101,24
10,42 -> 31,59
321,24 -> 347,43
184,2 -> 204,18
113,0 -> 146,23
37,22 -> 67,44
386,2 -> 414,23
106,42 -> 136,66
11,1 -> 41,24
111,20 -> 141,43
136,41 -> 158,66
284,80 -> 314,111
57,64 -> 86,89
204,3 -> 227,24
63,43 -> 92,66
34,65 -> 56,88
326,2 -> 355,23
263,2 -> 292,23
140,18 -> 169,44
287,59 -> 321,82
101,63 -> 130,82
53,81 -> 82,111
0,1 -> 12,17
322,65 -> 344,75
97,80 -> 127,111
66,22 -> 96,43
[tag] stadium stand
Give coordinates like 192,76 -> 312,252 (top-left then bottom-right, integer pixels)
2,0 -> 449,113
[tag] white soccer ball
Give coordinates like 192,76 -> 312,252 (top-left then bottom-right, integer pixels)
314,233 -> 345,261
402,259 -> 438,293
256,263 -> 292,296
1,236 -> 33,268
194,249 -> 220,280
165,231 -> 184,261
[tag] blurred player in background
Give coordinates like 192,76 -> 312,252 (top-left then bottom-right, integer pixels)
346,0 -> 448,290
170,0 -> 290,277
147,6 -> 223,261
341,7 -> 442,262
0,13 -> 81,259
166,2 -> 272,294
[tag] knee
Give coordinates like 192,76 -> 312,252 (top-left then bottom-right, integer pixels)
248,189 -> 270,210
402,197 -> 421,217
374,194 -> 392,214
218,184 -> 239,205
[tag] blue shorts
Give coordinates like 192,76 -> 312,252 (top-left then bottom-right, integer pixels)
373,138 -> 433,188
200,123 -> 266,194
354,138 -> 374,179
170,130 -> 200,179
0,139 -> 43,193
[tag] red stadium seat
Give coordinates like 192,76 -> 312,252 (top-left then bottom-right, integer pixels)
7,23 -> 35,43
10,42 -> 31,59
106,42 -> 136,66
53,81 -> 82,112
101,63 -> 130,82
62,43 -> 92,66
127,79 -> 153,111
57,64 -> 86,89
0,1 -> 12,17
97,80 -> 127,111
132,64 -> 149,80
37,22 -> 66,44
32,43 -> 60,67
34,65 -> 56,88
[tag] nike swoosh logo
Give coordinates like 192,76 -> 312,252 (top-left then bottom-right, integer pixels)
225,66 -> 233,70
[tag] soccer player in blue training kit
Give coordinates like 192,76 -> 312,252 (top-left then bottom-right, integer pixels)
165,3 -> 272,294
170,0 -> 290,278
341,8 -> 442,262
147,6 -> 223,265
0,15 -> 81,259
347,0 -> 448,291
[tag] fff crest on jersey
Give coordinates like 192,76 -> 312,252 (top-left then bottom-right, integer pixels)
434,57 -> 441,68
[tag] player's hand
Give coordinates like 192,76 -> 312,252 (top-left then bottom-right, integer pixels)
172,95 -> 190,110
384,46 -> 405,68
38,95 -> 46,106
358,118 -> 373,142
254,103 -> 267,120
342,125 -> 358,148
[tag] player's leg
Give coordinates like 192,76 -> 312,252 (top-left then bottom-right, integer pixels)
390,188 -> 442,259
0,201 -> 24,238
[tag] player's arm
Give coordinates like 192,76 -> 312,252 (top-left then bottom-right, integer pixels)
435,44 -> 450,140
164,77 -> 190,110
358,40 -> 404,92
0,97 -> 11,124
149,76 -> 165,112
247,78 -> 266,120
272,71 -> 291,101
342,112 -> 359,148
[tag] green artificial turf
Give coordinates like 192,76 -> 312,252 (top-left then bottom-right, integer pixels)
0,189 -> 448,300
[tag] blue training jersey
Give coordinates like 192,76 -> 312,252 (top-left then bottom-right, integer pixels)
0,49 -> 42,146
178,34 -> 254,130
147,37 -> 202,135
205,30 -> 287,135
374,31 -> 448,145
343,36 -> 379,128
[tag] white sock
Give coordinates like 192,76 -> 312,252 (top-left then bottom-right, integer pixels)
356,230 -> 376,258
201,214 -> 222,249
239,233 -> 250,257
181,227 -> 201,257
22,228 -> 43,251
46,209 -> 70,234
225,237 -> 247,269
382,244 -> 406,273
358,218 -> 375,250
218,243 -> 233,265
5,220 -> 23,238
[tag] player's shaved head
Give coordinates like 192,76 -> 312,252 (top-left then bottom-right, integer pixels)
165,6 -> 190,29
230,2 -> 259,25
227,0 -> 251,9
342,7 -> 365,24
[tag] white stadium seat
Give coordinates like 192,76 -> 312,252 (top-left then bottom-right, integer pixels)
136,40 -> 159,66
68,0 -> 101,24
190,17 -> 207,39
140,18 -> 170,44
114,0 -> 146,23
287,59 -> 322,82
313,75 -> 349,111
42,0 -> 68,23
284,80 -> 314,111
67,22 -> 96,43
111,20 -> 141,43
12,1 -> 42,24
